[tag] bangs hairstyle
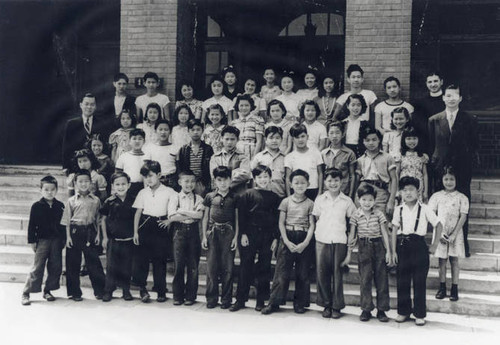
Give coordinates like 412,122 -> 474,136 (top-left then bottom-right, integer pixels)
144,102 -> 162,123
173,104 -> 195,126
205,103 -> 227,125
399,176 -> 420,190
110,171 -> 131,184
264,125 -> 283,139
116,109 -> 137,128
40,175 -> 58,189
221,65 -> 237,80
72,148 -> 100,172
176,79 -> 196,100
140,160 -> 161,176
155,119 -> 172,131
324,168 -> 342,180
289,123 -> 308,138
129,128 -> 146,139
346,64 -> 364,77
242,76 -> 260,93
357,183 -> 377,199
441,165 -> 457,179
267,99 -> 287,118
206,75 -> 227,98
289,169 -> 309,183
299,100 -> 320,121
234,94 -> 256,112
213,166 -> 232,179
318,74 -> 338,98
86,133 -> 110,153
390,106 -> 410,130
326,120 -> 345,133
401,126 -> 424,157
346,94 -> 368,115
360,125 -> 382,142
252,165 -> 272,178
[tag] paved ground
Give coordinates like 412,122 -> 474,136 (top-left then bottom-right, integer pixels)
1,283 -> 499,345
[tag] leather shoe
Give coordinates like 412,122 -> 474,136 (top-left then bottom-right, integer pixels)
102,293 -> 112,302
331,309 -> 342,319
229,302 -> 245,312
294,305 -> 306,314
220,302 -> 231,309
21,294 -> 30,306
435,287 -> 447,299
43,292 -> 56,302
72,296 -> 83,302
261,304 -> 279,315
376,311 -> 389,322
184,300 -> 195,306
206,302 -> 217,309
173,300 -> 184,306
360,310 -> 372,322
122,290 -> 133,301
322,307 -> 332,318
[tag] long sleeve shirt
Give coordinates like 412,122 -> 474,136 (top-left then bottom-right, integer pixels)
27,198 -> 65,243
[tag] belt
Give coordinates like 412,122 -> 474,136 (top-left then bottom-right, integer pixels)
397,233 -> 424,245
285,225 -> 308,232
363,180 -> 388,190
142,215 -> 168,221
358,236 -> 382,243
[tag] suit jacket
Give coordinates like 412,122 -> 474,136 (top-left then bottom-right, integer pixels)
101,94 -> 136,130
62,115 -> 112,170
428,110 -> 478,172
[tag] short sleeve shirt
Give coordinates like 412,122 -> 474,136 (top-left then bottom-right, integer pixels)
231,113 -> 264,143
284,148 -> 323,189
100,194 -> 135,239
344,117 -> 362,145
171,125 -> 191,148
337,89 -> 377,121
392,202 -> 440,236
350,208 -> 387,239
356,151 -> 396,184
137,122 -> 159,147
132,184 -> 177,217
167,191 -> 204,224
135,93 -> 170,119
278,196 -> 314,229
375,100 -> 414,132
276,93 -> 301,122
201,96 -> 233,115
312,192 -> 356,244
251,149 -> 286,198
203,190 -> 237,224
321,146 -> 356,192
144,143 -> 179,176
202,124 -> 226,154
61,193 -> 101,227
115,151 -> 148,183
304,121 -> 327,150
67,170 -> 107,195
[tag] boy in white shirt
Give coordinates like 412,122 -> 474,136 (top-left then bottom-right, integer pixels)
135,71 -> 170,122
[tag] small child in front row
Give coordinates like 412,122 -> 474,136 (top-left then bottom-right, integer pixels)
22,176 -> 65,306
312,168 -> 356,319
262,169 -> 315,315
61,169 -> 105,301
100,172 -> 135,302
428,166 -> 469,302
284,123 -> 324,200
321,121 -> 356,198
230,165 -> 281,312
132,160 -> 177,303
346,184 -> 391,322
168,170 -> 204,306
202,166 -> 239,309
392,176 -> 442,326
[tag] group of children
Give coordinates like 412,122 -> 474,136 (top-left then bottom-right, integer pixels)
21,64 -> 471,328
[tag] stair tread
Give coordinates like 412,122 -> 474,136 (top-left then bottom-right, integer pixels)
0,214 -> 28,220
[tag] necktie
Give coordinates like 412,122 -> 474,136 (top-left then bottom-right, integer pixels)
84,117 -> 91,134
448,113 -> 455,131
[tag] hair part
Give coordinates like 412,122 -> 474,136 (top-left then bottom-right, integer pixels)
213,166 -> 232,179
140,160 -> 161,176
267,99 -> 287,118
346,64 -> 364,77
324,168 -> 343,180
357,183 -> 377,199
264,125 -> 283,139
173,104 -> 195,126
40,175 -> 58,189
289,123 -> 308,138
346,93 -> 368,114
110,171 -> 131,184
221,125 -> 240,138
299,100 -> 321,121
290,169 -> 309,183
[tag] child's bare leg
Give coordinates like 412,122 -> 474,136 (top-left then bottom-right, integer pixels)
450,257 -> 459,285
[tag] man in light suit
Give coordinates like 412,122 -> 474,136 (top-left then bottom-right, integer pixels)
62,93 -> 112,172
428,84 -> 479,257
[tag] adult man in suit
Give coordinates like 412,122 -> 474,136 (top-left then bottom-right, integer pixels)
62,93 -> 112,172
428,84 -> 479,257
100,73 -> 136,130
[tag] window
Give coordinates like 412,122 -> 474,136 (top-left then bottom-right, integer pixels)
279,13 -> 344,37
207,16 -> 224,38
205,51 -> 228,86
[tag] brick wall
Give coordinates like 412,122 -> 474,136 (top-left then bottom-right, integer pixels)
120,0 -> 178,100
344,0 -> 412,99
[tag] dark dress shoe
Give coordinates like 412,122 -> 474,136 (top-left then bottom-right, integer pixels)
122,290 -> 133,301
322,307 -> 332,318
220,302 -> 231,309
43,292 -> 56,302
206,302 -> 217,309
294,305 -> 306,314
102,293 -> 112,302
229,302 -> 245,312
331,309 -> 342,319
184,300 -> 195,306
261,304 -> 279,315
377,311 -> 389,322
435,287 -> 447,299
360,310 -> 372,321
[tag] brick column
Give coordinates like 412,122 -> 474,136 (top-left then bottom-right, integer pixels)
120,0 -> 178,100
344,0 -> 412,98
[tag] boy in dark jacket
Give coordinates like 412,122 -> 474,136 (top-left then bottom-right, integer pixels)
22,176 -> 66,305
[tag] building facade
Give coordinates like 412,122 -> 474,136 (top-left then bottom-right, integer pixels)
0,0 -> 498,173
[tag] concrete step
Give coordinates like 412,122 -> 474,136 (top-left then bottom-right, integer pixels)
471,191 -> 500,205
468,218 -> 500,235
0,165 -> 65,176
2,263 -> 500,316
471,178 -> 500,192
0,187 -> 45,203
0,214 -> 29,230
470,203 -> 500,219
0,175 -> 67,188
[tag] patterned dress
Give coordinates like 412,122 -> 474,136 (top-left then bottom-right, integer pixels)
231,113 -> 265,161
428,190 -> 469,258
202,124 -> 226,154
400,151 -> 429,199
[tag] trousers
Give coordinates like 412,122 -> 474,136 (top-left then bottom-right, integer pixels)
23,238 -> 63,294
104,239 -> 134,293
